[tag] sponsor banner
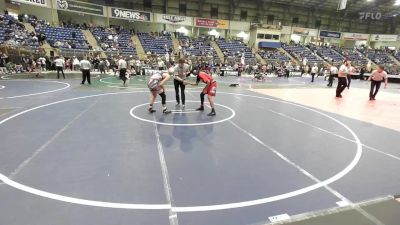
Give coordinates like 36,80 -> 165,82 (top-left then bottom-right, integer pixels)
195,18 -> 229,29
154,13 -> 193,26
11,0 -> 49,7
320,30 -> 341,39
56,0 -> 104,16
342,32 -> 369,40
110,7 -> 151,22
370,34 -> 398,42
292,27 -> 318,36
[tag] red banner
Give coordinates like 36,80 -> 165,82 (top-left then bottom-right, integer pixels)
195,18 -> 229,29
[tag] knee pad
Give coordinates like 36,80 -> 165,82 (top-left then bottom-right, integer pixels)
159,92 -> 166,105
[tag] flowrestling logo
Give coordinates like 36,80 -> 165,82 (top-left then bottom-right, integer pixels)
57,0 -> 68,9
359,12 -> 382,20
111,8 -> 150,21
162,15 -> 186,23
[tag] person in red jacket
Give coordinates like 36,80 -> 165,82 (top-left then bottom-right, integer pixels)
191,69 -> 217,116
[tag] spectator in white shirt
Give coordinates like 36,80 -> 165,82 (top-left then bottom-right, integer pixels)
311,64 -> 318,83
54,56 -> 65,79
38,56 -> 46,72
328,65 -> 338,87
158,60 -> 165,70
73,57 -> 80,71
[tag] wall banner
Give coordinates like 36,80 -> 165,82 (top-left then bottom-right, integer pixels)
110,7 -> 151,22
195,18 -> 229,29
56,0 -> 104,16
11,0 -> 49,7
370,34 -> 398,42
292,27 -> 318,36
154,13 -> 193,26
342,32 -> 369,40
320,30 -> 341,39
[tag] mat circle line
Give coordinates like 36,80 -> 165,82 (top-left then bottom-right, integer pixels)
0,91 -> 363,212
0,80 -> 70,99
130,100 -> 235,126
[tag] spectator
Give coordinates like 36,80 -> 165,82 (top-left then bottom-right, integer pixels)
54,56 -> 65,79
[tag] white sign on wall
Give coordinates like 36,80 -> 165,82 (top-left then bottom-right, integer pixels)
11,0 -> 49,7
154,13 -> 193,26
342,32 -> 369,40
292,27 -> 318,36
229,21 -> 250,31
370,34 -> 398,42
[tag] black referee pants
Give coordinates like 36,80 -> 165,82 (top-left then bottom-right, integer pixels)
81,69 -> 91,84
336,77 -> 347,97
174,79 -> 185,105
56,66 -> 65,79
369,80 -> 382,99
120,68 -> 127,84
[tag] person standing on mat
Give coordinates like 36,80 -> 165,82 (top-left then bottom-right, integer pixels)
80,57 -> 91,85
359,66 -> 366,81
368,65 -> 388,101
190,69 -> 217,116
54,56 -> 65,79
118,56 -> 128,87
328,64 -> 338,87
147,69 -> 173,114
172,58 -> 191,110
311,63 -> 318,83
336,60 -> 351,98
347,64 -> 355,89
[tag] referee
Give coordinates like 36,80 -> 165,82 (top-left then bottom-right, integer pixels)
173,58 -> 191,110
80,57 -> 91,85
368,65 -> 388,100
328,64 -> 338,87
336,60 -> 350,98
118,56 -> 128,87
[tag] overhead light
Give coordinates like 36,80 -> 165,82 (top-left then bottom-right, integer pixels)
208,29 -> 219,36
176,26 -> 188,35
395,0 -> 400,5
236,31 -> 249,38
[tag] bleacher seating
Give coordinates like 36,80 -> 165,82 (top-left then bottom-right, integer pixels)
137,32 -> 172,55
259,49 -> 289,62
91,27 -> 136,56
217,39 -> 255,63
363,49 -> 394,65
0,14 -> 39,49
179,36 -> 217,57
283,44 -> 323,64
314,46 -> 345,64
36,25 -> 88,50
394,52 -> 400,61
336,48 -> 367,66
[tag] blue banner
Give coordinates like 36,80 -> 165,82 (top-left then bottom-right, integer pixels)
320,31 -> 341,39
